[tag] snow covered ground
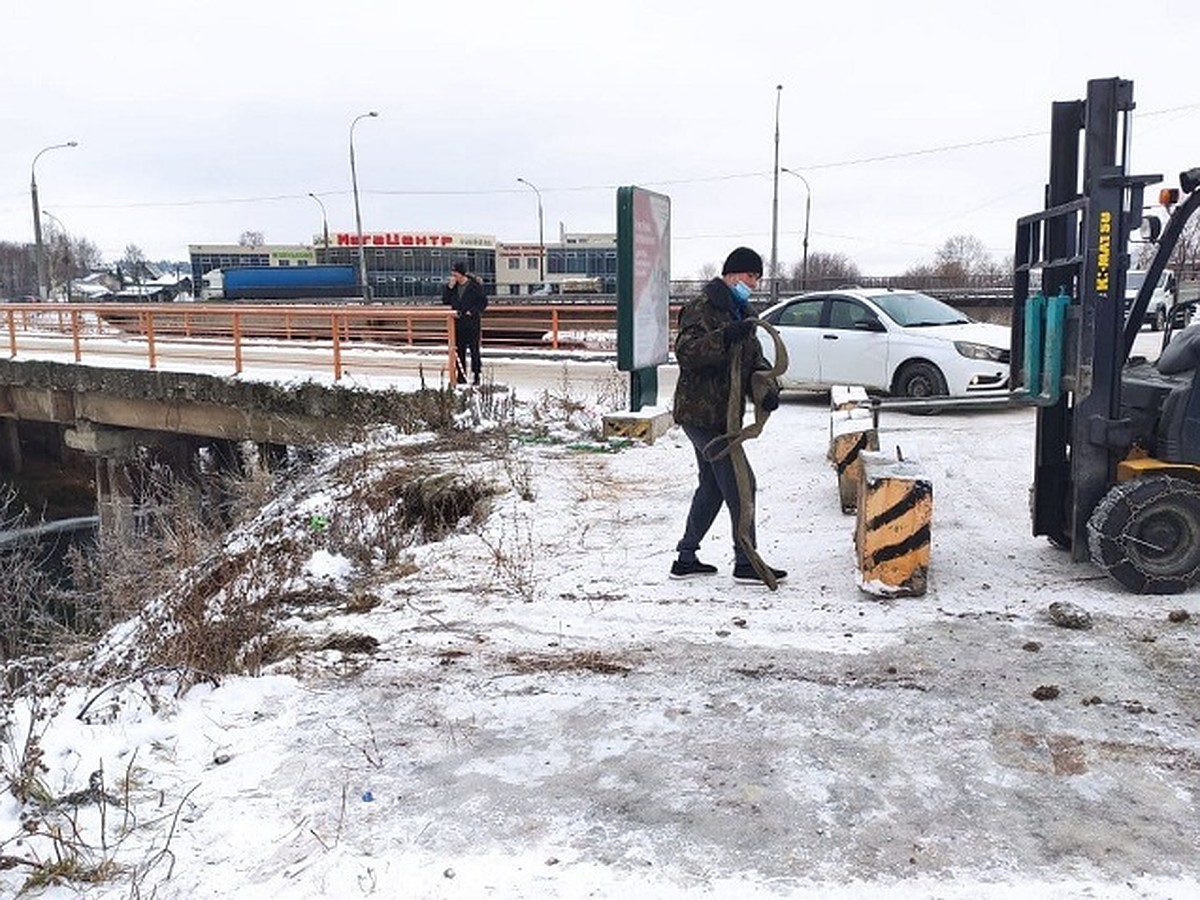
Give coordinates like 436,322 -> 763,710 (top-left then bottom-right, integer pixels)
3,330 -> 1199,899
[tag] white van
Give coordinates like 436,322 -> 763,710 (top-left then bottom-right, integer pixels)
1125,268 -> 1176,331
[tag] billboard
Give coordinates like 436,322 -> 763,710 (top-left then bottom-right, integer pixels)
616,186 -> 671,372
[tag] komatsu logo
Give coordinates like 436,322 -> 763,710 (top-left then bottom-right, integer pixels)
1095,210 -> 1112,293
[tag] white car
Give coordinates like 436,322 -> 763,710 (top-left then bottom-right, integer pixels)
756,287 -> 1010,399
1124,268 -> 1175,331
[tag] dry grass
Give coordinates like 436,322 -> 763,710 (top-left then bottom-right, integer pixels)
504,650 -> 633,676
0,366 -> 649,892
316,633 -> 380,655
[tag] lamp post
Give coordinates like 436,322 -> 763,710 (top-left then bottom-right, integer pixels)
31,141 -> 78,301
349,111 -> 378,301
308,192 -> 330,262
780,167 -> 812,291
770,84 -> 782,304
516,177 -> 545,286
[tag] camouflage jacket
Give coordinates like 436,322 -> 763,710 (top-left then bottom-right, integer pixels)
672,278 -> 769,431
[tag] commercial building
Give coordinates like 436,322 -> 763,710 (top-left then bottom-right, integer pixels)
547,232 -> 617,293
189,228 -> 616,299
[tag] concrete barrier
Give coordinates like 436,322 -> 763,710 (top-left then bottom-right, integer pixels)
854,448 -> 932,597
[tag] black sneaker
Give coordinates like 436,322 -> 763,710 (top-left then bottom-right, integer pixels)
733,564 -> 788,584
670,558 -> 718,579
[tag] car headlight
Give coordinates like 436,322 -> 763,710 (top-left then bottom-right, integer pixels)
954,341 -> 1007,362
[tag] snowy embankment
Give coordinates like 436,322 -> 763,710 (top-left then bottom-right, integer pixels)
3,343 -> 1199,899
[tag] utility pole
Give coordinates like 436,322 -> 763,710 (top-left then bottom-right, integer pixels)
30,141 -> 78,300
781,167 -> 812,290
349,111 -> 378,302
308,192 -> 330,262
517,177 -> 545,286
770,85 -> 782,304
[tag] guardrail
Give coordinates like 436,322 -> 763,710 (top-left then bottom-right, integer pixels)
0,301 -> 645,381
0,302 -> 461,381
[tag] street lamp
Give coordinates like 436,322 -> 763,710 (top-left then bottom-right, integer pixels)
31,141 -> 78,301
770,84 -> 782,304
516,177 -> 544,285
308,192 -> 330,262
780,167 -> 812,291
349,111 -> 378,301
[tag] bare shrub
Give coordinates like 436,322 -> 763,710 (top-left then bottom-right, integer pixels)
1,681 -> 193,893
135,539 -> 298,684
61,450 -> 304,689
475,378 -> 517,425
519,364 -> 628,444
0,486 -> 74,662
325,438 -> 501,570
479,508 -> 538,602
0,686 -> 59,805
502,453 -> 536,502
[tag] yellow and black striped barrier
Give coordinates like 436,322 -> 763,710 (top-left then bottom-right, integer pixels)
854,448 -> 932,597
829,386 -> 877,513
830,409 -> 878,513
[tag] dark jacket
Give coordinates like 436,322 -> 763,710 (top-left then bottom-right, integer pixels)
441,275 -> 489,318
1158,322 -> 1200,375
672,278 -> 769,430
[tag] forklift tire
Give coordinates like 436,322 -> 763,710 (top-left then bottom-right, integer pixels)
1087,476 -> 1200,594
893,360 -> 948,415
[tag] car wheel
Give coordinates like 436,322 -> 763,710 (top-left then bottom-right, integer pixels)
893,360 -> 948,414
1087,475 -> 1200,594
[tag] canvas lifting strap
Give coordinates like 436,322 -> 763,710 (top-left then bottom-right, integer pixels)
702,320 -> 790,591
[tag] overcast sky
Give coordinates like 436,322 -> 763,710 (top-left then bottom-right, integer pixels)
2,0 -> 1196,279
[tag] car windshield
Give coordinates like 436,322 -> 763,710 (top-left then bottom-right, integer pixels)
871,291 -> 971,327
1126,271 -> 1146,291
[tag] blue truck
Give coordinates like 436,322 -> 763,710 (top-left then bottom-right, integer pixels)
201,265 -> 359,300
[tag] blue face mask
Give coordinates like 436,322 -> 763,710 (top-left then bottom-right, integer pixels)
731,281 -> 753,303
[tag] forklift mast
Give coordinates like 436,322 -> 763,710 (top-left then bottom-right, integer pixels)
1010,78 -> 1158,558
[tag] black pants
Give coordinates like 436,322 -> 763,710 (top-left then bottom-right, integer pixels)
676,424 -> 756,567
455,315 -> 481,381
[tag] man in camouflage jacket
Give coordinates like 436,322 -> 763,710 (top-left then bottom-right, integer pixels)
670,246 -> 787,584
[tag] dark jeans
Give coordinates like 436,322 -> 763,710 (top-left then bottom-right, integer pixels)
676,424 -> 756,568
455,314 -> 482,380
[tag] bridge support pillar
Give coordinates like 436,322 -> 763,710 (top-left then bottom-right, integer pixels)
96,456 -> 134,538
0,419 -> 22,474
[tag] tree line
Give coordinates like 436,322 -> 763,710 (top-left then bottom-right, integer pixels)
729,222 -> 1200,298
0,234 -> 183,300
5,218 -> 1199,302
0,231 -> 102,300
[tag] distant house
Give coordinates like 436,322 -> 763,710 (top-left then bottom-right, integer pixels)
70,271 -> 120,301
74,264 -> 191,302
112,283 -> 177,302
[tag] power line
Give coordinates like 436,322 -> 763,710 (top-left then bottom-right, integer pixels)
37,100 -> 1200,212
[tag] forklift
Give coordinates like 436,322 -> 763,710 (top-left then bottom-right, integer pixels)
1012,76 -> 1200,594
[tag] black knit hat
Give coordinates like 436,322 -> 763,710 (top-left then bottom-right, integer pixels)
721,246 -> 763,276
452,261 -> 468,276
